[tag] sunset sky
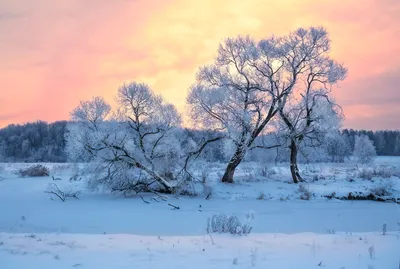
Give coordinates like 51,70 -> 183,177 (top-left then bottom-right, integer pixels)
0,0 -> 399,130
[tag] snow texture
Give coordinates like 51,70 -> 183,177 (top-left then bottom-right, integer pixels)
0,157 -> 399,268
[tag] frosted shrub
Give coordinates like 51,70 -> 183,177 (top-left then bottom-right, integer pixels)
359,165 -> 395,180
382,223 -> 387,236
372,165 -> 394,178
298,184 -> 312,200
18,164 -> 50,177
370,184 -> 392,197
257,192 -> 265,200
368,245 -> 375,259
358,168 -> 373,180
206,212 -> 254,235
258,165 -> 276,178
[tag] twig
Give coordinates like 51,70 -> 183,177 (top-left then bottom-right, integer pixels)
168,203 -> 180,210
150,197 -> 161,202
149,190 -> 168,201
205,193 -> 211,200
209,233 -> 215,245
140,196 -> 149,204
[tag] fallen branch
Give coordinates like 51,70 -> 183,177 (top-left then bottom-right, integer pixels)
44,183 -> 79,202
44,190 -> 65,202
168,203 -> 180,210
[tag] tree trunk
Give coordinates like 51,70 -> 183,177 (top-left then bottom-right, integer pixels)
289,139 -> 303,184
221,147 -> 245,183
135,162 -> 174,192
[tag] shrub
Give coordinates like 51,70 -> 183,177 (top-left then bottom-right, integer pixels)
372,165 -> 394,178
18,164 -> 50,177
313,174 -> 326,181
370,184 -> 392,197
257,192 -> 265,200
324,228 -> 336,234
206,212 -> 254,235
382,223 -> 387,236
358,168 -> 373,180
298,184 -> 312,200
258,165 -> 276,177
358,165 -> 394,180
368,245 -> 375,259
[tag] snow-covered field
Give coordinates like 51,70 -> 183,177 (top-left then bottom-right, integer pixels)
0,157 -> 400,268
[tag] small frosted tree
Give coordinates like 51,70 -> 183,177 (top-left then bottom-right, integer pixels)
353,135 -> 376,164
325,131 -> 351,163
276,89 -> 346,183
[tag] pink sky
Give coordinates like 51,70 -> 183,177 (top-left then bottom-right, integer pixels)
0,0 -> 399,130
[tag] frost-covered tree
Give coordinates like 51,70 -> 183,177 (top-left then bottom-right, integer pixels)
325,131 -> 351,163
66,83 -> 192,194
277,88 -> 346,183
353,134 -> 377,164
188,27 -> 345,183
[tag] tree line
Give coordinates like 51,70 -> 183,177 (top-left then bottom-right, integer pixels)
0,120 -> 398,163
0,121 -> 67,162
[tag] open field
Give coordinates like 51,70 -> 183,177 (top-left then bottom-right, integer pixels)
0,157 -> 399,268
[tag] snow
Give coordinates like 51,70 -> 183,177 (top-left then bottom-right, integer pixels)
1,157 -> 400,268
1,232 -> 399,269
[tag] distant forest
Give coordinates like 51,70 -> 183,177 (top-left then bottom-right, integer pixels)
0,121 -> 399,163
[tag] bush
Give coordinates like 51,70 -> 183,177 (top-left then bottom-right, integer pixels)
206,212 -> 254,235
372,165 -> 394,178
370,184 -> 392,197
298,184 -> 312,200
258,165 -> 276,177
358,168 -> 373,180
18,164 -> 50,177
358,165 -> 394,180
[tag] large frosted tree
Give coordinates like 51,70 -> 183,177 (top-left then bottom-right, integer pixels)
188,27 -> 346,183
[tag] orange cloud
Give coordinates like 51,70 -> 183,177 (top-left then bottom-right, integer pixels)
0,0 -> 399,129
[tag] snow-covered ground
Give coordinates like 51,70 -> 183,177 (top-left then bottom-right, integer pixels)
0,157 -> 400,268
1,232 -> 399,269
